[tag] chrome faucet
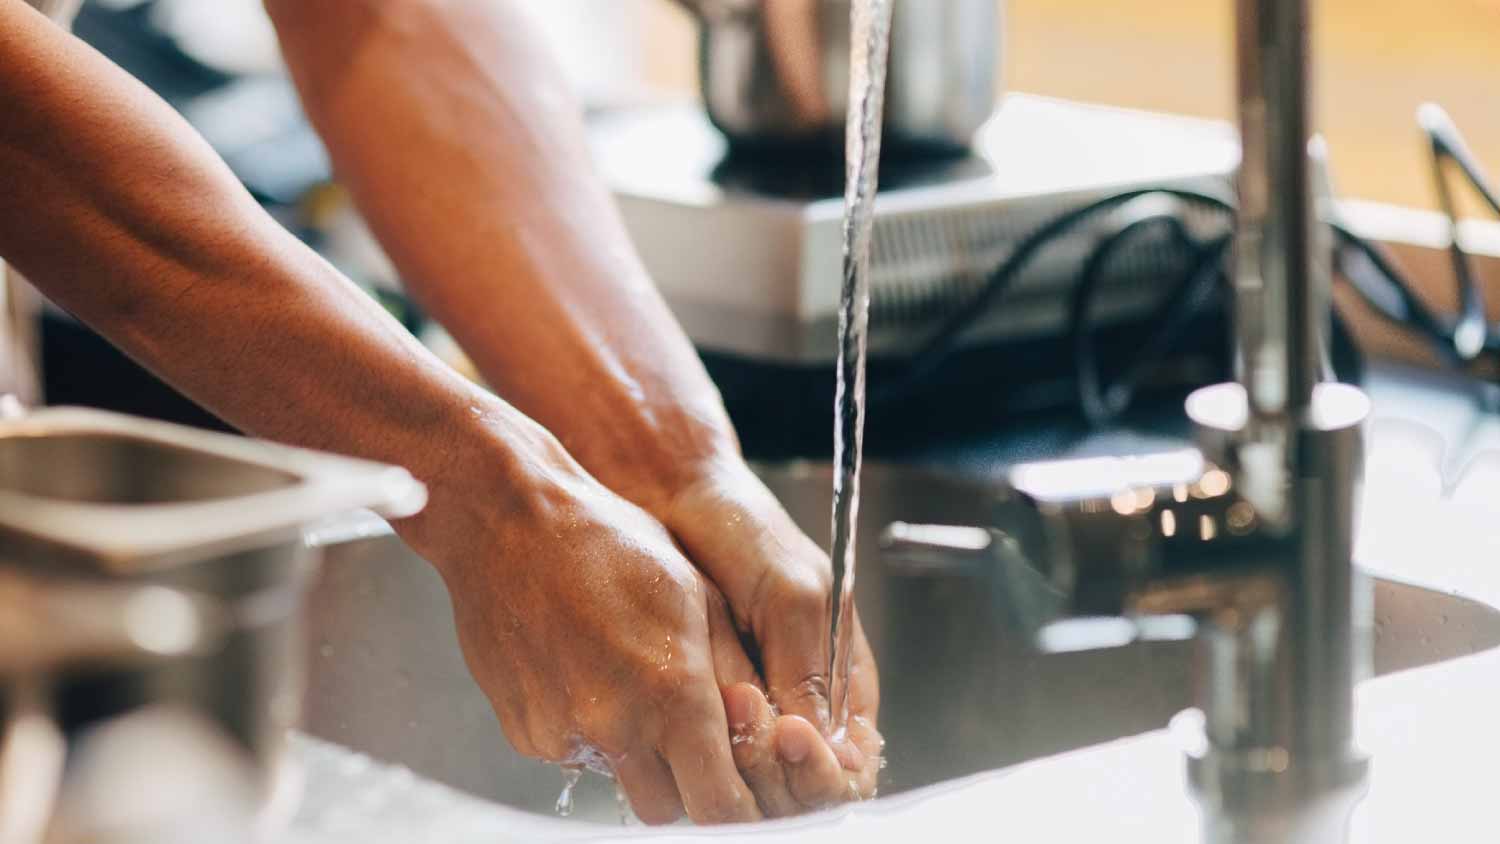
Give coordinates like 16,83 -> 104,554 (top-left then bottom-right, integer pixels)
882,0 -> 1373,840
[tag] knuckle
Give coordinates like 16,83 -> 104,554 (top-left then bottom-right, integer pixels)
645,664 -> 691,705
779,575 -> 829,615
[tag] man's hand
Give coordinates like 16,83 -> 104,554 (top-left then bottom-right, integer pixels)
395,422 -> 767,826
262,0 -> 885,817
722,618 -> 883,815
663,458 -> 886,813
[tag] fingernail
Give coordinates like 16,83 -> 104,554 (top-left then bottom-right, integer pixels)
725,687 -> 757,733
777,725 -> 812,764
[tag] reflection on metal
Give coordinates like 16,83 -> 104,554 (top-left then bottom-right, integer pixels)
1199,515 -> 1217,541
0,407 -> 426,837
669,0 -> 999,154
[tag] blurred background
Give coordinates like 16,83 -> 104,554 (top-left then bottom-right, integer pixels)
43,0 -> 1500,436
78,0 -> 1499,210
650,0 -> 1500,212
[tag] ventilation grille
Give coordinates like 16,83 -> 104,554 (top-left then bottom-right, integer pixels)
866,183 -> 1232,333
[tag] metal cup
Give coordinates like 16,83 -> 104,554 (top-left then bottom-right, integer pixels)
670,0 -> 1002,156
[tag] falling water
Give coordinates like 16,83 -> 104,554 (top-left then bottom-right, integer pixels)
828,0 -> 895,734
554,764 -> 584,817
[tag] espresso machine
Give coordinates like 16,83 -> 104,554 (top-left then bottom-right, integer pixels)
595,0 -> 1242,440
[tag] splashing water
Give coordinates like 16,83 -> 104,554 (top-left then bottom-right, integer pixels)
615,781 -> 641,826
828,0 -> 895,734
555,764 -> 584,817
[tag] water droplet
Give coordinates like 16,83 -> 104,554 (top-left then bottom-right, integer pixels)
878,755 -> 889,770
319,644 -> 334,658
1440,614 -> 1450,625
556,764 -> 584,817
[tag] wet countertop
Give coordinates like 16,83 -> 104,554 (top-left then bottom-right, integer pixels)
284,364 -> 1500,842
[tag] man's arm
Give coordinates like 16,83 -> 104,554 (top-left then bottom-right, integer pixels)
260,5 -> 884,810
0,1 -> 770,823
261,1 -> 736,511
0,0 -> 490,473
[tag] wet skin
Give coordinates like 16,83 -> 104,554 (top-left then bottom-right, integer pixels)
0,0 -> 884,823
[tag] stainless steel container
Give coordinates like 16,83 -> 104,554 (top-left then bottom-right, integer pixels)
0,407 -> 426,842
671,0 -> 1002,155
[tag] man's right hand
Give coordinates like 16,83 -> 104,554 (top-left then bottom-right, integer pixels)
394,412 -> 767,825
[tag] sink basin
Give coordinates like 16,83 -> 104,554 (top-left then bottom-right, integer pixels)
302,462 -> 1500,826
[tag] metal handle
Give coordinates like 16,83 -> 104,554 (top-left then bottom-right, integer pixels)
878,522 -> 993,575
881,522 -> 1070,643
301,509 -> 396,549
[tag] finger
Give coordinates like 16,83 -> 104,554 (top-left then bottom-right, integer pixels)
759,557 -> 835,734
723,683 -> 801,818
664,477 -> 834,733
829,730 -> 867,774
843,715 -> 883,799
775,714 -> 853,809
478,693 -> 540,760
703,576 -> 762,690
614,751 -> 685,826
660,685 -> 762,824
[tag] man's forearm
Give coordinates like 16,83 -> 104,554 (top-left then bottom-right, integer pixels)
264,0 -> 741,510
0,0 -> 532,531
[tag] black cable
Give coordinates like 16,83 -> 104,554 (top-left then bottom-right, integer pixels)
866,162 -> 1490,421
1073,230 -> 1233,428
1420,103 -> 1500,361
870,186 -> 1235,403
1329,223 -> 1462,362
1068,212 -> 1195,425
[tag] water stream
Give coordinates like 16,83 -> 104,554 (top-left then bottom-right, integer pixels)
828,0 -> 895,734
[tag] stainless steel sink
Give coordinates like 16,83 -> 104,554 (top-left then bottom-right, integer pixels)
302,462 -> 1500,826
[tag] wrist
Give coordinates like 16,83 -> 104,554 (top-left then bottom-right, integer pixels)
389,391 -> 576,559
588,399 -> 746,517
